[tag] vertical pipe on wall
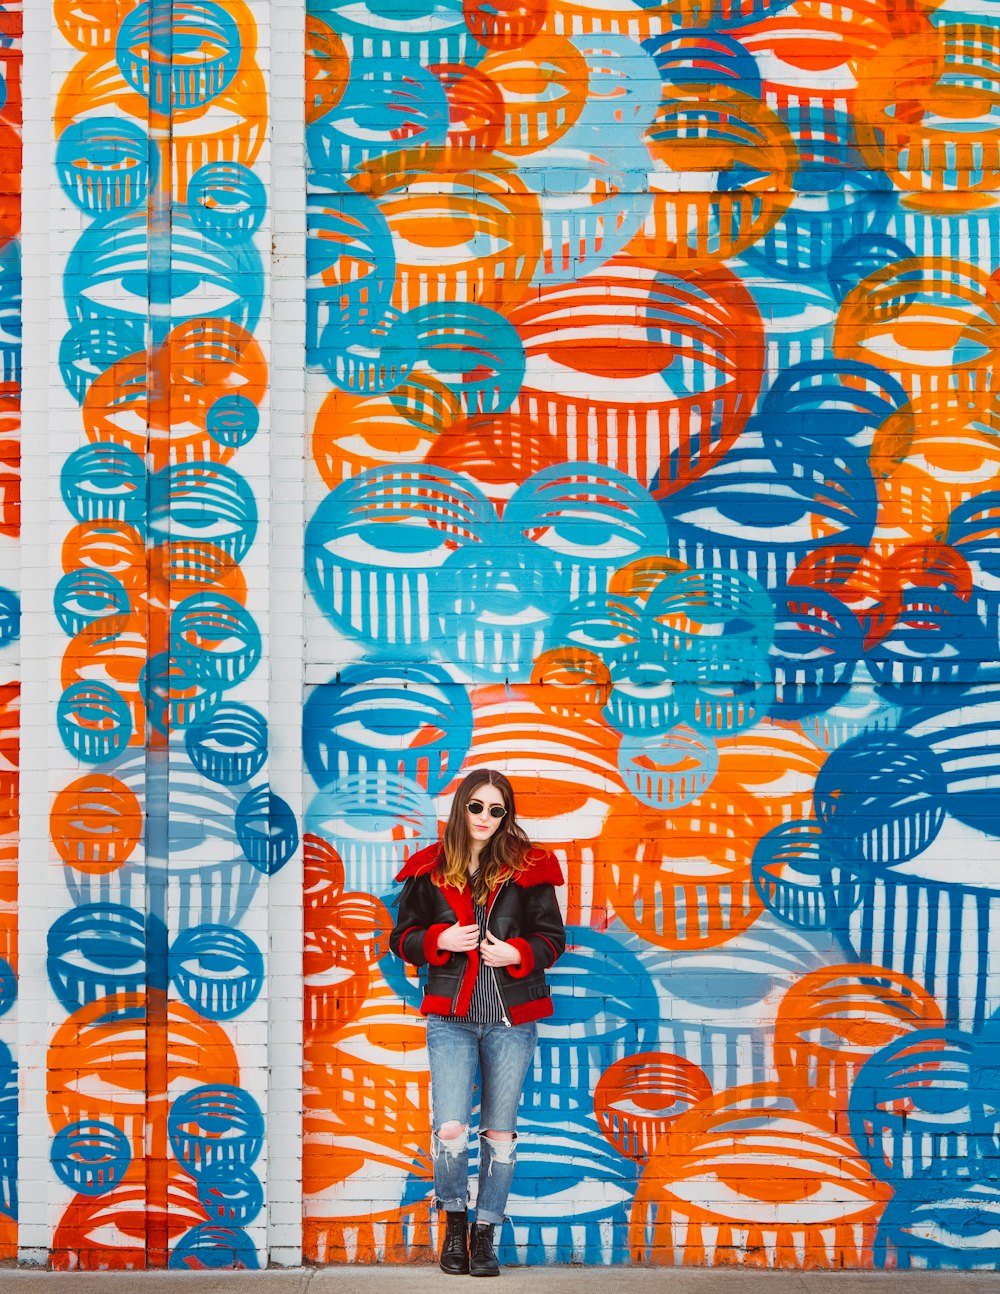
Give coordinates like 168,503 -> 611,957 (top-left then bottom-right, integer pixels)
142,0 -> 174,1268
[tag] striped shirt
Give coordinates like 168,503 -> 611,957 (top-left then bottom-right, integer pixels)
444,898 -> 508,1024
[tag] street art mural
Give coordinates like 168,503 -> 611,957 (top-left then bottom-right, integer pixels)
302,0 -> 1000,1272
5,0 -> 1000,1271
0,0 -> 17,1263
46,0 -> 285,1269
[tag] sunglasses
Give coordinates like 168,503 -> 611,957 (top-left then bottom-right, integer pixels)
467,800 -> 507,819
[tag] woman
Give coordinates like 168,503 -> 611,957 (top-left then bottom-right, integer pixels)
389,768 -> 566,1277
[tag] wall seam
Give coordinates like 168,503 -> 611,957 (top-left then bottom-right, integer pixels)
267,0 -> 306,1266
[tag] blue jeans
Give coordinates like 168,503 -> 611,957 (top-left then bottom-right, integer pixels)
426,1015 -> 537,1225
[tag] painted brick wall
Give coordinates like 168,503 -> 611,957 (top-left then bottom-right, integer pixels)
0,0 -> 19,1263
299,0 -> 1000,1271
14,0 -> 288,1268
5,0 -> 1000,1271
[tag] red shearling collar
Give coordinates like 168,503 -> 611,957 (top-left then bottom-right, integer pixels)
514,847 -> 565,888
395,842 -> 444,880
395,842 -> 564,888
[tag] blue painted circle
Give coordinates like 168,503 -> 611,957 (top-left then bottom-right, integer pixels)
57,682 -> 132,762
235,786 -> 299,876
196,1167 -> 264,1227
170,925 -> 264,1020
206,394 -> 260,448
51,1121 -> 131,1196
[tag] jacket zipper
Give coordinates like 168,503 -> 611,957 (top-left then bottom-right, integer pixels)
450,908 -> 464,1014
485,883 -> 512,1026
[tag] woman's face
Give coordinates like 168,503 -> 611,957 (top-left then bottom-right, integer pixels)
466,781 -> 507,852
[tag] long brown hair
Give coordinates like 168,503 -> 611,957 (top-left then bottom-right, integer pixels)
435,768 -> 531,904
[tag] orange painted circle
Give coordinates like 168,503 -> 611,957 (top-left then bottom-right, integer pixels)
51,774 -> 142,874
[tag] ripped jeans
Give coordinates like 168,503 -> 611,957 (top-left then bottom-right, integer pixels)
426,1015 -> 537,1225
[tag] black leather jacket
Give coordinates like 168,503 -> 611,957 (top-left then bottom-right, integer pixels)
389,843 -> 566,1024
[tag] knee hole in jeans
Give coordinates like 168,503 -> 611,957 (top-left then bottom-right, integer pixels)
481,1132 -> 517,1165
434,1122 -> 469,1156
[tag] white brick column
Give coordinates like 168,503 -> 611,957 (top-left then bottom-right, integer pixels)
266,0 -> 306,1266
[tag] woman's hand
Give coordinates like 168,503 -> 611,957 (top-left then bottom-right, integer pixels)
480,931 -> 523,967
437,922 -> 480,953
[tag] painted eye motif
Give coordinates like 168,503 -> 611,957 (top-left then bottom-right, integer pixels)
304,772 -> 436,899
886,1182 -> 1000,1260
65,211 -> 262,337
595,1052 -> 712,1162
64,214 -> 150,326
867,591 -> 984,697
346,79 -> 442,136
633,1084 -> 889,1264
56,118 -> 152,215
51,1121 -> 133,1197
544,928 -> 656,1029
849,1028 -> 990,1190
149,463 -> 257,563
761,359 -> 908,464
667,456 -> 874,548
170,925 -> 264,1020
508,462 -> 667,566
184,702 -> 267,780
308,62 -> 450,170
50,774 -> 143,874
769,586 -> 862,716
307,192 -> 395,342
647,568 -> 774,682
167,1083 -> 264,1179
304,663 -> 470,795
553,594 -> 641,662
406,303 -> 525,417
47,904 -> 147,1012
569,33 -> 661,131
233,787 -> 299,877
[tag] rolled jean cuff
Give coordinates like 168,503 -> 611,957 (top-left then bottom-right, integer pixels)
474,1209 -> 506,1226
435,1196 -> 468,1212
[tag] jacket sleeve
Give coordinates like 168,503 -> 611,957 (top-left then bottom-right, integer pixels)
388,874 -> 452,968
507,882 -> 567,980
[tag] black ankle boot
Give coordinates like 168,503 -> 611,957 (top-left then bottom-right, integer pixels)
469,1221 -> 500,1277
440,1210 -> 469,1275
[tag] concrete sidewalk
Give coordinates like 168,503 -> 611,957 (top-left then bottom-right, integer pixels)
0,1270 -> 999,1292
